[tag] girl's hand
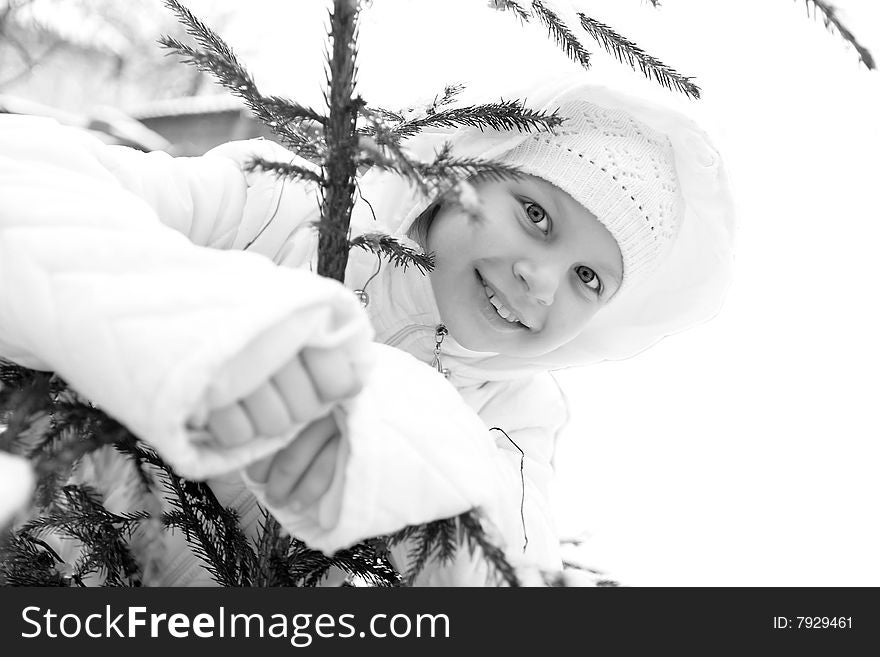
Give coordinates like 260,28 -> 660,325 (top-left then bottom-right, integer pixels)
206,346 -> 362,447
245,414 -> 342,509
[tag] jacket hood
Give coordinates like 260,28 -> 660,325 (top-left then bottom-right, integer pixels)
347,76 -> 737,379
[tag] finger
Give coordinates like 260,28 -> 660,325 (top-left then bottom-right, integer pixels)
241,381 -> 291,437
300,346 -> 361,404
206,402 -> 254,447
288,433 -> 341,509
272,354 -> 324,424
265,414 -> 338,507
245,454 -> 274,484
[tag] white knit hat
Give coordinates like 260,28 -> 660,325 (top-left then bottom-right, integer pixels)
500,100 -> 684,293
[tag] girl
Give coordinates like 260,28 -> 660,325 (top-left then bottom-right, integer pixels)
0,77 -> 735,585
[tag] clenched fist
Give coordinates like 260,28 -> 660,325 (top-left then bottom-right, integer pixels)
205,345 -> 362,447
245,413 -> 342,509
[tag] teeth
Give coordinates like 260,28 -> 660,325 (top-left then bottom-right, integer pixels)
483,283 -> 522,325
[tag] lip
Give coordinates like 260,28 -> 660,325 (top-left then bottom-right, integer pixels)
475,270 -> 531,331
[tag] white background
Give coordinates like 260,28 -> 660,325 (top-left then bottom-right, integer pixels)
194,0 -> 880,586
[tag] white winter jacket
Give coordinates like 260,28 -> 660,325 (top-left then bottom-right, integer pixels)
0,119 -> 568,586
0,79 -> 736,586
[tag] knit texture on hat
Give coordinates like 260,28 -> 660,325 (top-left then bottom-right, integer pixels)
500,100 -> 684,292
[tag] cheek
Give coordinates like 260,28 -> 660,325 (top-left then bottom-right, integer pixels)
545,294 -> 600,345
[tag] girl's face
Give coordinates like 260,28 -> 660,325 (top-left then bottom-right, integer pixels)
425,174 -> 623,358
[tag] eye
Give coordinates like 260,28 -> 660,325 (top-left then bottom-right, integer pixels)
522,200 -> 551,234
575,265 -> 602,294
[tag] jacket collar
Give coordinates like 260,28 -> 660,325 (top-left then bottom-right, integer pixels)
345,244 -> 508,388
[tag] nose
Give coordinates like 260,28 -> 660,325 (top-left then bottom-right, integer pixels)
513,259 -> 558,306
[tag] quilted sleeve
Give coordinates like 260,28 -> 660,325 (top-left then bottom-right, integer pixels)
0,115 -> 373,479
244,347 -> 567,585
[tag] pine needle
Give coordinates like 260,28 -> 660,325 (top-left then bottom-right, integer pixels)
245,157 -> 324,185
530,0 -> 592,69
578,14 -> 701,99
414,143 -> 525,186
391,99 -> 563,139
489,0 -> 532,24
349,232 -> 434,274
160,0 -> 325,157
800,0 -> 875,69
457,511 -> 520,587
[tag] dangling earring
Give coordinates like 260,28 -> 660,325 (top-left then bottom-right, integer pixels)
353,252 -> 382,308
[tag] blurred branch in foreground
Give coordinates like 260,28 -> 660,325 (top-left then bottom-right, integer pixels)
799,0 -> 874,69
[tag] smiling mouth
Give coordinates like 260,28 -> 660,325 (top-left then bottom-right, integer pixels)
478,274 -> 529,329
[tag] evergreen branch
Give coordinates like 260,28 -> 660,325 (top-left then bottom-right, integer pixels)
161,477 -> 255,587
251,513 -> 295,587
386,511 -> 518,586
430,83 -> 467,111
489,0 -> 532,24
23,485 -> 146,586
0,365 -> 51,451
139,445 -> 255,587
245,157 -> 325,185
290,539 -> 400,587
457,511 -> 520,587
158,36 -> 321,157
414,143 -> 525,186
317,0 -> 361,282
368,106 -> 405,123
388,99 -> 563,140
358,110 -> 429,194
31,409 -> 127,479
387,518 -> 459,585
349,233 -> 434,274
800,0 -> 875,69
578,14 -> 701,99
160,1 -> 325,157
0,533 -> 69,586
530,0 -> 592,69
360,119 -> 526,203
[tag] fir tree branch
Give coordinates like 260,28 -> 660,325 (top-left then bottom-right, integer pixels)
409,520 -> 457,584
578,14 -> 701,99
429,83 -> 467,111
360,84 -> 466,144
413,143 -> 525,186
251,513 -> 295,587
457,511 -> 520,587
160,0 -> 325,157
23,485 -> 147,586
386,510 -> 519,587
0,533 -> 69,586
289,539 -> 400,587
160,476 -> 255,587
317,0 -> 361,283
0,365 -> 51,451
800,0 -> 875,69
387,99 -> 563,140
245,157 -> 324,185
131,443 -> 255,587
359,122 -> 526,201
349,232 -> 435,274
530,0 -> 592,69
488,0 -> 532,24
358,110 -> 429,193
